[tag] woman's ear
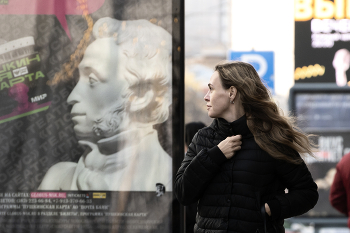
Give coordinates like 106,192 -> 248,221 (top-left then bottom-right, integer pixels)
229,86 -> 237,100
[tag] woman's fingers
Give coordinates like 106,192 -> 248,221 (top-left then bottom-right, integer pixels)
229,135 -> 242,150
217,135 -> 242,159
233,145 -> 241,151
231,137 -> 242,147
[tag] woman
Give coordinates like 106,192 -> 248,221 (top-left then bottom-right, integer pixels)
175,61 -> 318,233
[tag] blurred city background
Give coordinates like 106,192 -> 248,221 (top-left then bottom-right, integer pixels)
185,0 -> 350,232
185,0 -> 294,125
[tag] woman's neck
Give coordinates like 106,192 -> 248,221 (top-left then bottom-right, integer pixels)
223,103 -> 245,122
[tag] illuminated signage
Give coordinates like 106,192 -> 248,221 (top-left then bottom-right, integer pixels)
295,0 -> 350,85
295,0 -> 350,21
294,64 -> 325,80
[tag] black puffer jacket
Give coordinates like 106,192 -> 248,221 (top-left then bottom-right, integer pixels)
175,115 -> 318,233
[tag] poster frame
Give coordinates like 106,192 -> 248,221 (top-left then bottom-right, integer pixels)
288,83 -> 349,228
0,0 -> 185,232
171,0 -> 185,232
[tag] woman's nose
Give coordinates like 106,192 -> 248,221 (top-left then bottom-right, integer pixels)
204,90 -> 210,102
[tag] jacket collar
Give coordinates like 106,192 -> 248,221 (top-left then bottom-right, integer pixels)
211,115 -> 252,137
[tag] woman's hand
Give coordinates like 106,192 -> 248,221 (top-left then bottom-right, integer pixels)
217,135 -> 242,159
265,203 -> 271,216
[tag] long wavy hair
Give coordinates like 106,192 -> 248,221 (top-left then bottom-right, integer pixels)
215,61 -> 316,164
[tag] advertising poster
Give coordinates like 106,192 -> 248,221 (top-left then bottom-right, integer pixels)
0,0 -> 183,232
294,0 -> 350,86
294,0 -> 350,219
290,85 -> 350,218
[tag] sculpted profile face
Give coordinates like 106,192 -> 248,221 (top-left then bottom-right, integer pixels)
67,17 -> 172,142
67,38 -> 129,141
38,17 -> 173,192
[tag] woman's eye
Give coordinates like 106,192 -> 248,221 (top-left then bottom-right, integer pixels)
88,73 -> 98,85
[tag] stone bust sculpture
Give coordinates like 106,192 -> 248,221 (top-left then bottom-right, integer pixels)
39,17 -> 172,191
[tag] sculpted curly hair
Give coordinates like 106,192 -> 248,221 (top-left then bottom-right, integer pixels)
92,17 -> 172,126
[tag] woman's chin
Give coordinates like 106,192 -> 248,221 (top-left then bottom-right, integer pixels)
207,113 -> 217,119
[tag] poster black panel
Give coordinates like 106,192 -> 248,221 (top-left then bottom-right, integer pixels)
294,1 -> 350,85
0,0 -> 184,232
0,191 -> 172,233
289,83 -> 350,218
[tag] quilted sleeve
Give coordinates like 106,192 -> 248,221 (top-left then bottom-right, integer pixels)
174,132 -> 227,206
266,156 -> 319,220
